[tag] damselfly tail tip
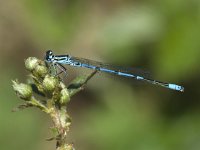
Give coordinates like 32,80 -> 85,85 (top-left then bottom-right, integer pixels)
177,86 -> 184,92
180,86 -> 184,92
168,84 -> 184,92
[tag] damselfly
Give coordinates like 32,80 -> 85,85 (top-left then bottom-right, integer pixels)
45,50 -> 184,92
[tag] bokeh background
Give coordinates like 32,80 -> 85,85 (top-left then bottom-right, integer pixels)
1,0 -> 200,150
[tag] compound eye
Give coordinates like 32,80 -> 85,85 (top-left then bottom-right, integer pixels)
45,50 -> 54,61
46,50 -> 53,56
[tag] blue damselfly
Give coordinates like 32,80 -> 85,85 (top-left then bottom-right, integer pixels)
45,50 -> 184,92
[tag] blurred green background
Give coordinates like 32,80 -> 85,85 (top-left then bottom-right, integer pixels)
1,0 -> 200,150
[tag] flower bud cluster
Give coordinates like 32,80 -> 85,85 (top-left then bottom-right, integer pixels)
25,57 -> 48,78
12,56 -> 96,148
23,57 -> 70,105
42,75 -> 70,105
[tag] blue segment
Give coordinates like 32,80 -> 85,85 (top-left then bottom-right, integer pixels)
136,76 -> 144,80
168,84 -> 176,90
168,84 -> 184,92
99,68 -> 116,73
81,63 -> 96,69
117,72 -> 134,77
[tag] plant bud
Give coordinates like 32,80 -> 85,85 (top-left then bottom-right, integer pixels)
25,57 -> 39,71
12,80 -> 32,100
42,75 -> 58,91
60,88 -> 70,104
34,65 -> 48,77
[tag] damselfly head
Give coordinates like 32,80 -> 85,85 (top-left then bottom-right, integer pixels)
45,50 -> 54,62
